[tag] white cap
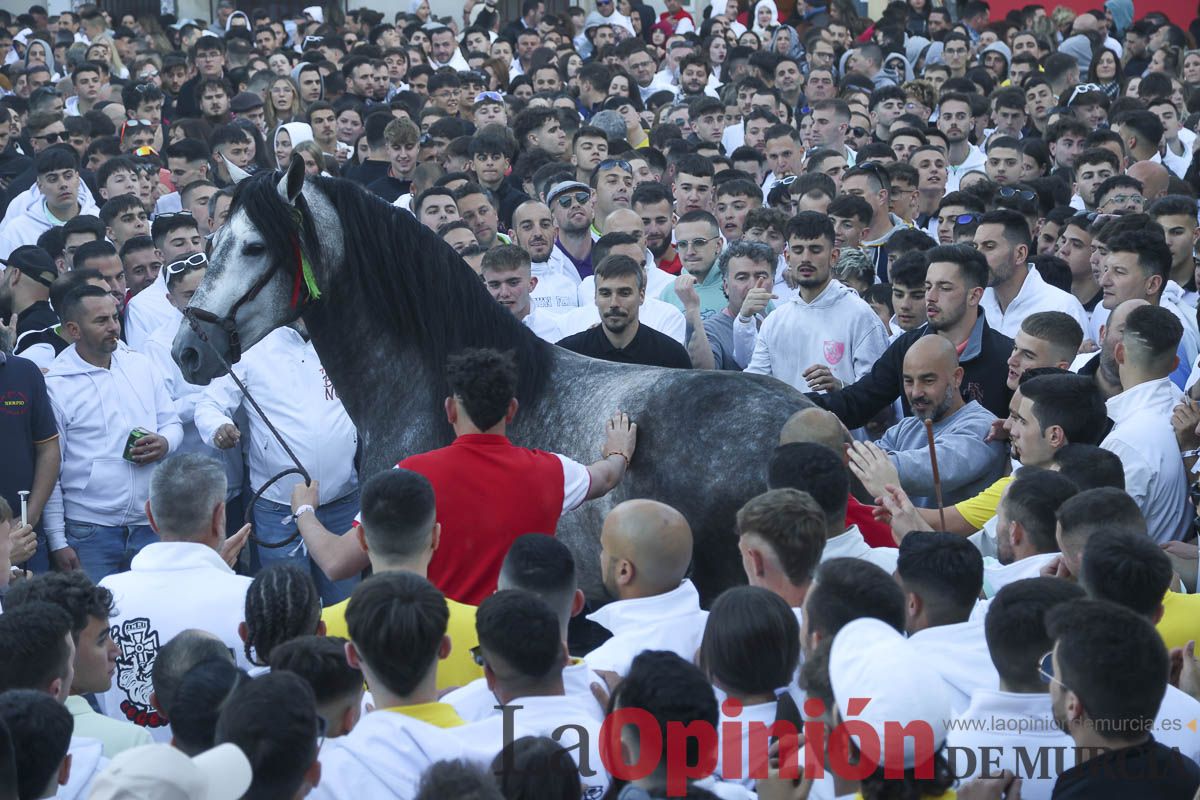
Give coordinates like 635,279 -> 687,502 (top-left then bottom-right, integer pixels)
89,743 -> 253,800
303,5 -> 325,23
829,618 -> 951,771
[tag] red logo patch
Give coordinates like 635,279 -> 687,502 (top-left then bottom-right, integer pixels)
823,341 -> 845,365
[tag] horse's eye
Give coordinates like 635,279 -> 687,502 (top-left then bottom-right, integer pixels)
243,243 -> 266,256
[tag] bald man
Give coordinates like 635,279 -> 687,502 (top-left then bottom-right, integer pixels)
511,200 -> 582,310
1073,298 -> 1149,399
779,408 -> 897,547
583,499 -> 708,676
850,337 -> 1006,508
579,208 -> 675,299
1127,161 -> 1169,202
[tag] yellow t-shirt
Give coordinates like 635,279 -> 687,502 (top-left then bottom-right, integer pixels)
383,702 -> 466,728
322,595 -> 483,691
1158,590 -> 1200,650
954,476 -> 1013,530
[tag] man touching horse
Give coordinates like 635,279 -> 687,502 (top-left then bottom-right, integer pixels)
291,347 -> 638,605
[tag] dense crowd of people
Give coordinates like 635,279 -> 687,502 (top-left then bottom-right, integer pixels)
4,0 -> 1200,797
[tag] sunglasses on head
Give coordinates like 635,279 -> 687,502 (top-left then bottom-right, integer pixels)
997,187 -> 1036,201
556,190 -> 591,208
596,158 -> 632,173
1066,83 -> 1105,105
166,252 -> 207,275
952,213 -> 980,225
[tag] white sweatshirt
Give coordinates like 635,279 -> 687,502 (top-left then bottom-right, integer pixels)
193,326 -> 358,506
745,279 -> 888,392
43,345 -> 183,550
0,183 -> 100,260
99,542 -> 253,741
310,710 -> 466,800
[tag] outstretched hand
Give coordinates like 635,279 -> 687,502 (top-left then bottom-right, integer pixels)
877,484 -> 930,544
847,440 -> 900,500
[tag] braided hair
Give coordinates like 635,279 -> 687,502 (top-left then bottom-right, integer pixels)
242,563 -> 322,667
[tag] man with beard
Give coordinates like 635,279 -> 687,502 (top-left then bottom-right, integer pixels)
633,182 -> 681,275
549,180 -> 596,280
510,200 -> 578,311
813,244 -> 1015,428
747,213 -> 888,393
657,210 -> 725,319
865,335 -> 1006,508
1043,600 -> 1200,799
557,255 -> 690,368
937,94 -> 986,193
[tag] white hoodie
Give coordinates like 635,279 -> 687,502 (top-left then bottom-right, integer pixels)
58,737 -> 107,800
42,345 -> 183,550
585,580 -> 709,675
310,710 -> 466,800
0,181 -> 99,260
745,279 -> 888,393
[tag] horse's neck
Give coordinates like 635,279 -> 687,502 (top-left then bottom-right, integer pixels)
304,305 -> 442,437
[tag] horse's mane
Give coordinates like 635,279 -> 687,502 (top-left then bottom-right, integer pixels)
232,171 -> 554,408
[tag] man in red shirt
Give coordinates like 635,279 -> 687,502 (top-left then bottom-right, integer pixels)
292,348 -> 638,604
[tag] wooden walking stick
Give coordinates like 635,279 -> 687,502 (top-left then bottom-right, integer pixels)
924,418 -> 946,530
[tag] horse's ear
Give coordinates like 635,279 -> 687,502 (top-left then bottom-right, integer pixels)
277,155 -> 306,206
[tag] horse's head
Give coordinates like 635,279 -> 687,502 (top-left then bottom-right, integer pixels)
172,157 -> 339,384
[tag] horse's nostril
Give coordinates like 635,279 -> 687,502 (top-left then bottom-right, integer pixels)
179,347 -> 201,372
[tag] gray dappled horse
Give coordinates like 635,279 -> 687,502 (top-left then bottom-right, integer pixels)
172,157 -> 813,604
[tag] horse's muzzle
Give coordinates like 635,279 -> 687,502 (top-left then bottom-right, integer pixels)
171,319 -> 232,386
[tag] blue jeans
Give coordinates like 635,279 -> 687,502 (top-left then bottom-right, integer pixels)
251,492 -> 361,604
64,521 -> 158,583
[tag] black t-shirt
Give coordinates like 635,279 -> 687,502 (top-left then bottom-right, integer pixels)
0,352 -> 58,521
557,322 -> 691,369
1052,737 -> 1200,799
367,174 -> 410,204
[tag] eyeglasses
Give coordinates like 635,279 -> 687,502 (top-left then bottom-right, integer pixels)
32,131 -> 64,142
556,190 -> 591,208
777,175 -> 799,186
166,252 -> 207,275
596,158 -> 632,174
1066,83 -> 1105,106
1037,651 -> 1070,691
849,126 -> 868,137
677,235 -> 720,251
139,69 -> 159,79
157,210 -> 195,219
1105,194 -> 1144,206
133,83 -> 157,95
997,187 -> 1036,201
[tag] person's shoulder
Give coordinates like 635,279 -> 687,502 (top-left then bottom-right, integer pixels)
555,327 -> 596,349
0,353 -> 46,382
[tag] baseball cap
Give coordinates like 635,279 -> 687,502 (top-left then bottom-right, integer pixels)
546,180 -> 590,207
829,618 -> 952,770
230,91 -> 264,113
89,743 -> 252,800
1,245 -> 57,287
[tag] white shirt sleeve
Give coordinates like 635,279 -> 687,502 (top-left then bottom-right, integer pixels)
556,454 -> 591,512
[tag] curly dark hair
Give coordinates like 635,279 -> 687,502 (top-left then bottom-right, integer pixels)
4,571 -> 115,641
446,348 -> 518,430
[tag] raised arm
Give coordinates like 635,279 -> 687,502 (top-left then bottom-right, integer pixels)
584,412 -> 638,501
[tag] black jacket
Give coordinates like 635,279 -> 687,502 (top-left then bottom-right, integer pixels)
810,312 -> 1015,430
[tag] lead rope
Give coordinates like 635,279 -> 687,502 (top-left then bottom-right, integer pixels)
183,310 -> 312,549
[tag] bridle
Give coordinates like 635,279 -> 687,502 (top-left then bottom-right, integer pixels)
183,204 -> 318,364
182,197 -> 322,548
